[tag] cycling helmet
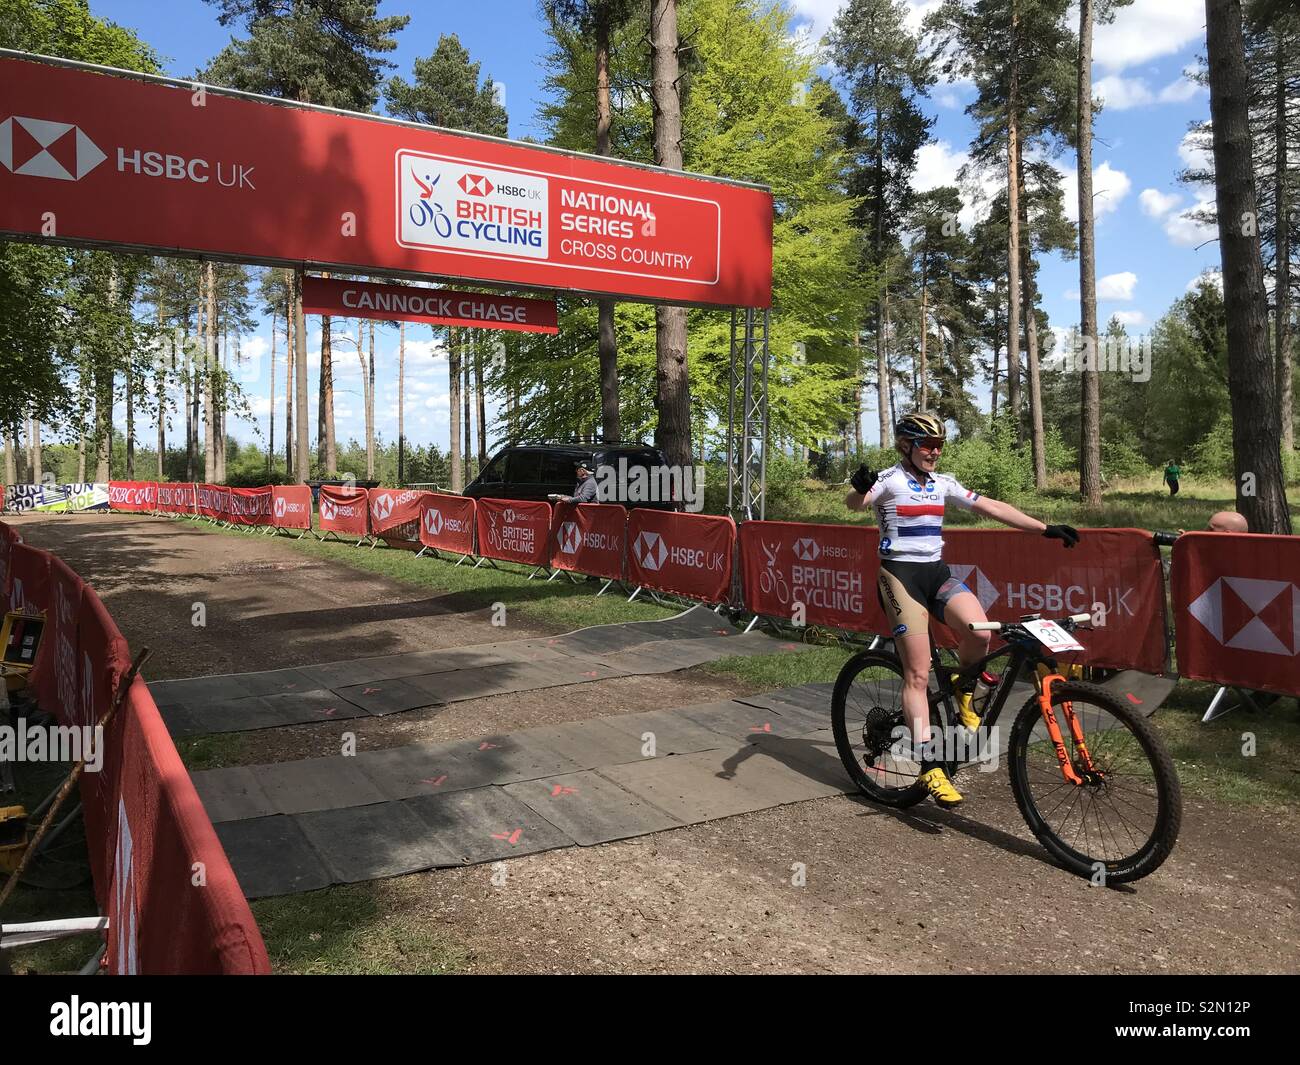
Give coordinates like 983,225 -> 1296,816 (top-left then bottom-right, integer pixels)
895,411 -> 946,442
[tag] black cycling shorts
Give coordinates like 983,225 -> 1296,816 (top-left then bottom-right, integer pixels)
876,559 -> 971,637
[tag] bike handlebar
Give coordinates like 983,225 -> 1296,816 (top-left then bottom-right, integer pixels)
969,613 -> 1091,633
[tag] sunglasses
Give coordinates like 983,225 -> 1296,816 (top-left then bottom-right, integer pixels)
914,438 -> 944,451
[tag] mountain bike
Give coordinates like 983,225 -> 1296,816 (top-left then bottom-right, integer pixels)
830,613 -> 1181,884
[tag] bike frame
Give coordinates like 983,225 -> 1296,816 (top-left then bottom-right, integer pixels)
924,630 -> 1099,784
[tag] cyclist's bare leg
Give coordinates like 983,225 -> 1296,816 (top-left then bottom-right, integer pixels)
893,630 -> 934,744
939,590 -> 992,670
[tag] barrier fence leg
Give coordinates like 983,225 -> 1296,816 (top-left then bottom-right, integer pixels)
546,569 -> 563,582
742,615 -> 761,634
627,585 -> 643,603
454,553 -> 472,566
597,578 -> 615,597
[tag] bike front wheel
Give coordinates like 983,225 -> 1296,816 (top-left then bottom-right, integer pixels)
831,650 -> 951,808
1008,681 -> 1182,884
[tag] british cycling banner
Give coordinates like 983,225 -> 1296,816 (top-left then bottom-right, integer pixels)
1171,532 -> 1300,696
156,482 -> 197,515
368,488 -> 427,537
626,510 -> 734,603
550,502 -> 626,580
476,498 -> 551,567
418,493 -> 476,556
319,485 -> 370,538
227,486 -> 273,526
108,481 -> 158,512
740,520 -> 875,629
271,485 -> 313,530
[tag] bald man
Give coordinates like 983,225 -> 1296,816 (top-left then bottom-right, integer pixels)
1208,511 -> 1249,532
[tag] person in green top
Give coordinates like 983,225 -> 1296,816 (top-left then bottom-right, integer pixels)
1164,460 -> 1181,496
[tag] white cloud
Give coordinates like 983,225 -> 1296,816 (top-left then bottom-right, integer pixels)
1093,71 -> 1204,111
1092,0 -> 1204,74
1164,198 -> 1217,247
1178,130 -> 1214,176
1140,188 -> 1181,218
1187,270 -> 1223,294
1097,271 -> 1138,301
910,140 -> 1001,230
1111,310 -> 1148,328
1060,160 -> 1131,223
1158,75 -> 1201,105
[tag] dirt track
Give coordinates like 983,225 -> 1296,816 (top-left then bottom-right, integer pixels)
10,513 -> 1299,974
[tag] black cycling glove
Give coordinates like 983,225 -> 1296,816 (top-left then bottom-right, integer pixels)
1043,524 -> 1080,548
850,465 -> 878,495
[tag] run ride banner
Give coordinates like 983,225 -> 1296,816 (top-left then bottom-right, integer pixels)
1170,532 -> 1300,696
303,276 -> 558,334
318,485 -> 370,538
476,498 -> 551,567
549,502 -> 626,581
418,493 -> 476,556
626,510 -> 734,604
0,52 -> 773,309
271,485 -> 313,530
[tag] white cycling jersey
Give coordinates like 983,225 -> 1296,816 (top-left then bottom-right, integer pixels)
861,463 -> 982,563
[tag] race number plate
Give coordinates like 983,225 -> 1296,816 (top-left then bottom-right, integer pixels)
1023,618 -> 1084,653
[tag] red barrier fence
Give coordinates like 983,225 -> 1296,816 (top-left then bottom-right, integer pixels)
318,485 -> 370,538
156,482 -> 197,515
627,510 -> 735,603
476,498 -> 552,567
418,493 -> 476,556
550,502 -> 627,580
1,520 -> 269,973
108,481 -> 158,512
1171,532 -> 1300,696
196,483 -> 228,521
227,486 -> 273,527
271,485 -> 313,531
740,520 -> 874,629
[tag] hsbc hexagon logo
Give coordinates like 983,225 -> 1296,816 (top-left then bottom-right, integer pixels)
559,521 -> 581,555
793,538 -> 820,562
274,496 -> 287,519
0,116 -> 107,180
458,173 -> 494,196
633,530 -> 668,572
371,494 -> 394,523
948,564 -> 999,613
1188,576 -> 1300,656
320,498 -> 338,522
423,508 -> 443,537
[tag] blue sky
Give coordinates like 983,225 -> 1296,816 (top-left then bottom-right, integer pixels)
85,0 -> 1220,459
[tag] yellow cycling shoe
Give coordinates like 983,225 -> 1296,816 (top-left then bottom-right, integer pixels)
918,767 -> 964,808
953,690 -> 982,731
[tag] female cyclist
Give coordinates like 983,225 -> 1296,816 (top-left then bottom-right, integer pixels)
845,411 -> 1080,808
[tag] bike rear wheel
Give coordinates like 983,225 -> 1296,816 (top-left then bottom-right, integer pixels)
1008,681 -> 1181,884
831,650 -> 951,808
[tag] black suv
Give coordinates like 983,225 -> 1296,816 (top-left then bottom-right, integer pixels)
463,443 -> 683,510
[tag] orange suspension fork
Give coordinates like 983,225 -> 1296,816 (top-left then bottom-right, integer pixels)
1037,673 -> 1089,785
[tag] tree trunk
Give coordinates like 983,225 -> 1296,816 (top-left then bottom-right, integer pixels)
919,262 -> 928,410
474,338 -> 487,465
398,321 -> 406,484
293,269 -> 311,483
184,322 -> 194,481
1206,0 -> 1292,532
77,432 -> 85,482
1077,0 -> 1103,504
3,428 -> 15,486
158,306 -> 168,480
883,285 -> 894,428
991,289 -> 1002,420
203,261 -> 216,479
1277,37 -> 1294,453
463,349 -> 473,479
449,327 -> 463,492
268,310 -> 277,473
319,309 -> 337,474
96,267 -> 118,482
285,288 -> 294,474
1017,140 -> 1048,488
852,330 -> 864,456
126,368 -> 135,479
1006,0 -> 1023,438
368,320 -> 377,480
594,16 -> 620,443
29,418 -> 42,482
651,0 -> 691,467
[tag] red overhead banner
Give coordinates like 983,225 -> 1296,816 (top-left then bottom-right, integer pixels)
550,502 -> 626,580
418,493 -> 476,556
0,53 -> 773,308
476,498 -> 551,567
271,485 -> 312,530
318,485 -> 369,537
1171,532 -> 1300,696
626,510 -> 734,603
302,276 -> 558,334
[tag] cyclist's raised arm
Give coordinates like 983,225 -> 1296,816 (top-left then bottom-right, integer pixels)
844,465 -> 883,512
969,494 -> 1047,532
